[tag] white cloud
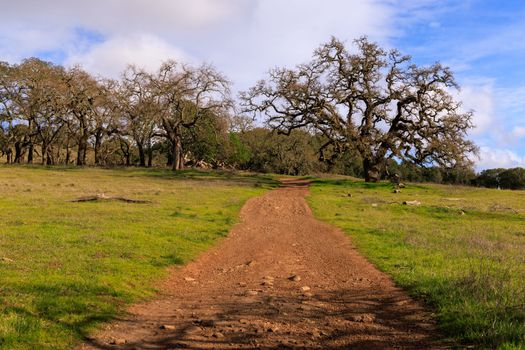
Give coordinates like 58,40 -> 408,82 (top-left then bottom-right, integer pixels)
0,0 -> 247,34
65,34 -> 189,78
511,126 -> 525,139
0,0 -> 398,87
477,147 -> 525,170
202,0 -> 397,91
457,79 -> 495,135
0,0 -> 248,63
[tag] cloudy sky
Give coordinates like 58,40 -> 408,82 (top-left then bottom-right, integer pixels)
1,0 -> 524,170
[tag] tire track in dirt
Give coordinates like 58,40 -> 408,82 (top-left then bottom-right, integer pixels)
76,179 -> 447,349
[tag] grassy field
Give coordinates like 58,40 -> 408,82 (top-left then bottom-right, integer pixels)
308,178 -> 525,349
0,166 -> 277,350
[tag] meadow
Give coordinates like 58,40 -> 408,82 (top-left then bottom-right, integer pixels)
308,178 -> 525,349
0,166 -> 276,350
1,166 -> 524,350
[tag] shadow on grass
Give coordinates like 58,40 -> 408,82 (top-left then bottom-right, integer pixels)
0,165 -> 281,189
1,281 -> 126,346
106,168 -> 279,189
310,177 -> 431,191
311,178 -> 391,190
0,253 -> 189,348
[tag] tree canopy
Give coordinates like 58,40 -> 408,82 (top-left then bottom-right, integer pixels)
241,37 -> 478,182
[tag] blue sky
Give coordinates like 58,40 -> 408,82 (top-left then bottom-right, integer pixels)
1,0 -> 524,170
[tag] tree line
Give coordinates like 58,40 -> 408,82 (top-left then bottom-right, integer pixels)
0,58 -> 232,169
0,37 -> 501,185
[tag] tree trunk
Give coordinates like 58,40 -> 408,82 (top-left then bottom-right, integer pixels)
171,137 -> 184,170
147,147 -> 153,167
46,147 -> 54,165
65,140 -> 71,165
27,143 -> 33,164
94,132 -> 102,165
77,135 -> 88,166
137,142 -> 146,167
166,141 -> 173,167
14,142 -> 23,163
77,123 -> 89,166
64,125 -> 71,165
363,157 -> 382,182
171,136 -> 183,171
119,139 -> 131,166
41,142 -> 48,165
27,120 -> 34,164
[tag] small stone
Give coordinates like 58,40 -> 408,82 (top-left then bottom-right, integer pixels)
267,326 -> 279,332
307,328 -> 321,337
184,277 -> 196,282
196,319 -> 216,327
245,290 -> 258,296
263,275 -> 274,281
300,286 -> 311,292
371,203 -> 378,207
261,281 -> 273,286
246,260 -> 256,267
403,200 -> 421,206
347,193 -> 353,197
238,282 -> 247,287
239,319 -> 249,324
0,257 -> 14,263
212,332 -> 224,338
303,292 -> 314,297
288,275 -> 301,282
109,338 -> 127,345
186,325 -> 202,334
160,324 -> 176,330
393,189 -> 401,193
351,314 -> 375,323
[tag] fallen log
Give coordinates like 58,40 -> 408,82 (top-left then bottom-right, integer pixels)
72,194 -> 151,204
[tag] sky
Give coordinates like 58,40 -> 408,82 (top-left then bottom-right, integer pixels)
1,0 -> 524,170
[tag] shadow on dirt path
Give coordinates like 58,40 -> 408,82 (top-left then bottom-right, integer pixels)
76,179 -> 447,350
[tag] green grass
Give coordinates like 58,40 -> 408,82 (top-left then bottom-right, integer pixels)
307,178 -> 525,349
0,166 -> 277,350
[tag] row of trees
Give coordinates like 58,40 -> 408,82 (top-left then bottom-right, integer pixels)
1,37 -> 479,182
0,58 -> 231,169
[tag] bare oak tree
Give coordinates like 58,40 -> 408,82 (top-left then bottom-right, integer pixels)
242,37 -> 477,182
64,66 -> 103,166
152,61 -> 231,170
118,66 -> 158,167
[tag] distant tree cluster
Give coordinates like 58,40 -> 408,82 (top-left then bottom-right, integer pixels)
473,168 -> 525,189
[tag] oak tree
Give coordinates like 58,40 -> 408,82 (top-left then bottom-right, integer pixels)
152,61 -> 231,170
242,37 -> 477,182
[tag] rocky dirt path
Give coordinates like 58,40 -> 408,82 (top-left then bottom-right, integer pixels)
76,179 -> 446,350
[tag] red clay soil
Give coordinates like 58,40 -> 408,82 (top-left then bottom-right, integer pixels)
75,179 -> 447,350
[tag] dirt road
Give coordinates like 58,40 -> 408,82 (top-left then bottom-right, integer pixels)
76,179 -> 446,349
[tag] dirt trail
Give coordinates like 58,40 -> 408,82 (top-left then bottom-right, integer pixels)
76,179 -> 446,350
